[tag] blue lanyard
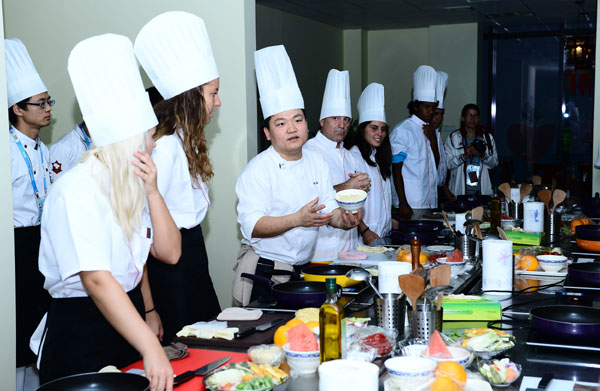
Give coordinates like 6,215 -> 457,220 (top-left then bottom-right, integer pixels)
10,126 -> 47,222
78,123 -> 90,149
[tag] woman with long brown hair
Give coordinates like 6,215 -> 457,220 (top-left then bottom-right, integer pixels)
135,11 -> 221,343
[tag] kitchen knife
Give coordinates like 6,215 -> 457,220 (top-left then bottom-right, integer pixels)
235,318 -> 285,339
173,355 -> 231,386
525,373 -> 553,391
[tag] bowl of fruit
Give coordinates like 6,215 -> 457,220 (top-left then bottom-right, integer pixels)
478,358 -> 521,387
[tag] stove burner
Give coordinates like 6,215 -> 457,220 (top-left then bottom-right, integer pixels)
526,327 -> 600,352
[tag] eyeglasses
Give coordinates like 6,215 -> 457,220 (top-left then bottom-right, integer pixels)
25,100 -> 55,109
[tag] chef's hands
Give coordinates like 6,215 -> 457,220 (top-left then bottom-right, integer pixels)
397,203 -> 413,220
133,150 -> 159,197
143,344 -> 173,391
330,208 -> 362,230
295,198 -> 333,227
362,229 -> 381,245
145,310 -> 164,341
422,124 -> 437,140
337,172 -> 371,192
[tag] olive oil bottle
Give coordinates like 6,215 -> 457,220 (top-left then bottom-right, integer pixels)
319,277 -> 344,363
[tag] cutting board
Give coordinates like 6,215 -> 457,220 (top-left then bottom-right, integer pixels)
123,348 -> 249,391
175,312 -> 294,349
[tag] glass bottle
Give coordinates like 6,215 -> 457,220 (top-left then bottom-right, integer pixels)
319,277 -> 344,363
490,197 -> 501,234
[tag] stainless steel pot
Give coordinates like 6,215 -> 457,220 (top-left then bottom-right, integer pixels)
454,233 -> 481,262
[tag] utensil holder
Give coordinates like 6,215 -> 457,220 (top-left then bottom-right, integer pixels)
376,293 -> 406,337
544,211 -> 561,244
407,303 -> 443,340
508,201 -> 523,220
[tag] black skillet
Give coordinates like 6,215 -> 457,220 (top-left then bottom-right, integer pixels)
568,263 -> 600,286
530,305 -> 600,342
37,372 -> 149,391
241,272 -> 340,309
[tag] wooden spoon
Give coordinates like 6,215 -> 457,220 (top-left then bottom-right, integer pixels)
520,183 -> 532,203
442,210 -> 455,236
498,183 -> 512,203
537,189 -> 552,214
398,274 -> 425,311
497,226 -> 509,240
430,265 -> 451,311
471,206 -> 484,239
532,175 -> 542,186
552,189 -> 567,213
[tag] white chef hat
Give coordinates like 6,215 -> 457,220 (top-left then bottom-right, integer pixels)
357,83 -> 386,125
134,11 -> 218,100
255,45 -> 304,119
5,38 -> 47,107
435,71 -> 448,109
68,34 -> 157,147
319,69 -> 351,121
412,65 -> 437,103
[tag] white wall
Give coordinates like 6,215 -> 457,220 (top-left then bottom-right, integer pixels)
2,0 -> 256,323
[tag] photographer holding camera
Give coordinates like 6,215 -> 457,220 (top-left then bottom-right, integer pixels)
445,103 -> 498,196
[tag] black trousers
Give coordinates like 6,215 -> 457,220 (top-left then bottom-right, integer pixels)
39,284 -> 144,385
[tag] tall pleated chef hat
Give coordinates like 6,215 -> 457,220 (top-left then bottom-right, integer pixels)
435,71 -> 448,109
134,11 -> 218,100
68,34 -> 157,147
412,65 -> 437,103
357,83 -> 386,125
319,69 -> 351,121
255,45 -> 304,119
5,38 -> 47,107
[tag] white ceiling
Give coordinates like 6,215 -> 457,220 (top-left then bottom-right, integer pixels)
256,0 -> 596,30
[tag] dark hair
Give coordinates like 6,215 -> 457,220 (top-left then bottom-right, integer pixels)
349,121 -> 392,180
263,108 -> 307,130
407,100 -> 417,115
8,98 -> 30,125
461,103 -> 480,118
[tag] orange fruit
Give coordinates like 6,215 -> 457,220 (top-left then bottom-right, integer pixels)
515,255 -> 538,271
305,321 -> 319,331
436,361 -> 467,384
396,249 -> 409,261
430,376 -> 458,391
571,218 -> 594,235
399,251 -> 428,264
273,324 -> 292,347
286,318 -> 305,328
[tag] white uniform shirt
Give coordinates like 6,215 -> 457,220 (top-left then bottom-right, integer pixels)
236,146 -> 338,265
38,157 -> 153,298
389,115 -> 445,209
304,131 -> 359,260
9,127 -> 51,227
349,146 -> 392,243
49,124 -> 92,181
152,133 -> 210,229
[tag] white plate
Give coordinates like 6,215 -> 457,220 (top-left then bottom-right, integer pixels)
426,245 -> 455,253
514,268 -> 567,278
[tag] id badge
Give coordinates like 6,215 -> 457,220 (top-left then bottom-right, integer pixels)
466,164 -> 480,186
36,197 -> 45,223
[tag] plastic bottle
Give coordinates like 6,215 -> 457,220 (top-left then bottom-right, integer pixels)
319,277 -> 344,363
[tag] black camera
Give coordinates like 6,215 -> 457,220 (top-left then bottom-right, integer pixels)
471,139 -> 487,154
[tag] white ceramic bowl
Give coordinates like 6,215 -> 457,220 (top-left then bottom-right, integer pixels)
384,356 -> 436,383
421,346 -> 472,367
436,256 -> 467,267
282,344 -> 320,375
335,189 -> 367,213
537,255 -> 567,272
501,218 -> 519,230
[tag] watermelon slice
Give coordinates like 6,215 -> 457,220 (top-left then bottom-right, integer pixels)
287,323 -> 318,351
447,249 -> 463,263
424,330 -> 452,359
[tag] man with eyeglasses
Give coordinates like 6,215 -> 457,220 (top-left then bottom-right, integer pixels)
5,38 -> 52,389
305,69 -> 369,262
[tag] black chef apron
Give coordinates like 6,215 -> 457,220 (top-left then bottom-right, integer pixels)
14,225 -> 50,367
38,284 -> 144,385
147,224 -> 220,344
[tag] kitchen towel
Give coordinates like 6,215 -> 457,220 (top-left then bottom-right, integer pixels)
319,359 -> 379,391
523,201 -> 544,232
378,261 -> 412,293
482,239 -> 513,294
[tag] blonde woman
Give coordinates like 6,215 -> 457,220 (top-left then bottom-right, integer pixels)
35,34 -> 180,391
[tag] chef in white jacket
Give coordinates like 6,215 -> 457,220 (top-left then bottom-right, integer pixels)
305,69 -> 368,261
390,65 -> 445,220
349,83 -> 392,244
234,46 -> 360,304
49,122 -> 92,180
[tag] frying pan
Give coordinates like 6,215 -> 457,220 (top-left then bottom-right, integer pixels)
457,194 -> 491,206
568,263 -> 600,286
302,264 -> 363,287
241,273 -> 340,309
580,193 -> 600,218
443,198 -> 478,213
390,229 -> 437,245
575,225 -> 600,252
37,372 -> 149,391
394,220 -> 444,232
530,305 -> 600,341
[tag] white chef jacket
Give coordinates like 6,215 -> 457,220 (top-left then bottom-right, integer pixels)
389,115 -> 445,209
38,157 -> 153,298
236,146 -> 338,265
349,146 -> 392,243
49,123 -> 92,181
9,126 -> 51,227
152,133 -> 210,229
304,131 -> 360,260
444,129 -> 498,196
